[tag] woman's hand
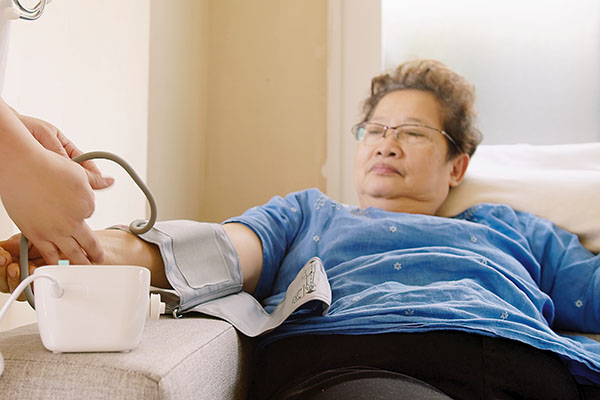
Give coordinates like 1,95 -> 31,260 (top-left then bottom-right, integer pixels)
0,234 -> 41,301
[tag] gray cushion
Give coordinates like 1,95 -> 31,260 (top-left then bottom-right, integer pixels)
0,316 -> 253,400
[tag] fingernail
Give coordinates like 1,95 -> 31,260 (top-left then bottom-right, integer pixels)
0,255 -> 5,265
8,267 -> 16,279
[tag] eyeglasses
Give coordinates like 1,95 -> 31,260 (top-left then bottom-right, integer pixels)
351,121 -> 459,150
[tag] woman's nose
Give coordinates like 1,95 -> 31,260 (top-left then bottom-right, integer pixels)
376,134 -> 403,157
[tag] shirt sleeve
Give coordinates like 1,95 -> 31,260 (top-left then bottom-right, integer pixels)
517,210 -> 600,332
223,190 -> 310,300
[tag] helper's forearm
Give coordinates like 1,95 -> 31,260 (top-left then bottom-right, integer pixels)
97,229 -> 170,289
0,98 -> 47,191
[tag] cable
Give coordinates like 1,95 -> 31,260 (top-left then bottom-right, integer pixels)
0,273 -> 63,376
71,151 -> 157,235
19,151 -> 158,308
3,151 -> 157,375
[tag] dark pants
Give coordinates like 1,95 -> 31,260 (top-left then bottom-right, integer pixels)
250,331 -> 600,400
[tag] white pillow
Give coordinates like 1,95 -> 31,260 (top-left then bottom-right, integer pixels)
437,143 -> 600,253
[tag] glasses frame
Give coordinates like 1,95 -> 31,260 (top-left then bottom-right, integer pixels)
351,121 -> 460,151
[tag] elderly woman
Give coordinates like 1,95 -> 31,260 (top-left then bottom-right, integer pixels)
1,60 -> 600,399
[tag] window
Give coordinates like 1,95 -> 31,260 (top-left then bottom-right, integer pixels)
327,0 -> 600,204
383,0 -> 600,145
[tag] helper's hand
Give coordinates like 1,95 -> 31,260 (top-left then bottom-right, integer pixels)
0,229 -> 169,298
1,150 -> 105,265
17,114 -> 115,190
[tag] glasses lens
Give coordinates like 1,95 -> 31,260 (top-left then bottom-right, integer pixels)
397,125 -> 435,145
360,123 -> 386,144
353,124 -> 366,141
353,122 -> 449,147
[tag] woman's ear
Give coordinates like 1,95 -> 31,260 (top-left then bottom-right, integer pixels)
448,153 -> 470,187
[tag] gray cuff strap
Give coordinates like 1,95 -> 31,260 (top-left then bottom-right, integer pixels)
190,257 -> 331,337
134,220 -> 242,311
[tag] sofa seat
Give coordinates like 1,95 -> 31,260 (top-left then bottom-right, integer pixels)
0,316 -> 253,400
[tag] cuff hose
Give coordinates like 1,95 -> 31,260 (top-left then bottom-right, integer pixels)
19,151 -> 158,308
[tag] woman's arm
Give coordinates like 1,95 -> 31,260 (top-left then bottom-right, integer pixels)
0,222 -> 264,296
223,223 -> 263,294
99,224 -> 264,293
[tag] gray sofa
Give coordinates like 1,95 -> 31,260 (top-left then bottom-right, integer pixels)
0,315 -> 598,399
0,316 -> 253,399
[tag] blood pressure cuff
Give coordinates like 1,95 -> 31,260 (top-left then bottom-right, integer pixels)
116,220 -> 332,337
133,220 -> 243,312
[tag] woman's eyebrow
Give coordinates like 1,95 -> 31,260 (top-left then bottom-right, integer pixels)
403,117 -> 429,124
370,117 -> 430,125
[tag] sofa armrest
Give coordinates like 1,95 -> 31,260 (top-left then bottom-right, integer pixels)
0,316 -> 253,400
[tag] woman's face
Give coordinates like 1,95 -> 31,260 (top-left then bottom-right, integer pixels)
353,89 -> 469,215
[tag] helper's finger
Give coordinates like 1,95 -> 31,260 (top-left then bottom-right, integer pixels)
84,167 -> 115,190
34,241 -> 61,266
57,132 -> 115,190
72,224 -> 104,264
19,116 -> 70,159
39,133 -> 69,158
52,236 -> 91,266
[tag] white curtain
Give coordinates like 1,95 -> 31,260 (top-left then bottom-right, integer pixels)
382,0 -> 600,144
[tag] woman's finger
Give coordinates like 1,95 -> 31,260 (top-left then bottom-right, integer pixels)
6,262 -> 20,296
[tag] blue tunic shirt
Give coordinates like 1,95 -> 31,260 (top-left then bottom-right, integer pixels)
225,188 -> 600,385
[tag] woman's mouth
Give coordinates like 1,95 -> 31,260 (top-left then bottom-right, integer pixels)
369,163 -> 402,175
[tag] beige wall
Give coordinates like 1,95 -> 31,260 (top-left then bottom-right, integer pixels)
148,0 -> 328,223
148,0 -> 209,221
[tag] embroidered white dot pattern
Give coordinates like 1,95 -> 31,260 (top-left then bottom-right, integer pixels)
389,226 -> 397,233
470,235 -> 478,243
314,198 -> 327,210
290,207 -> 297,213
500,311 -> 509,320
405,309 -> 415,316
575,300 -> 583,308
393,262 -> 402,271
352,296 -> 361,302
313,235 -> 320,242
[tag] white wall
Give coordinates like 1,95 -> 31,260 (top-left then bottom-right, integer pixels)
0,0 -> 150,330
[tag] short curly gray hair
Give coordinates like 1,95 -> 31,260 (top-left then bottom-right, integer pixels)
361,59 -> 482,158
